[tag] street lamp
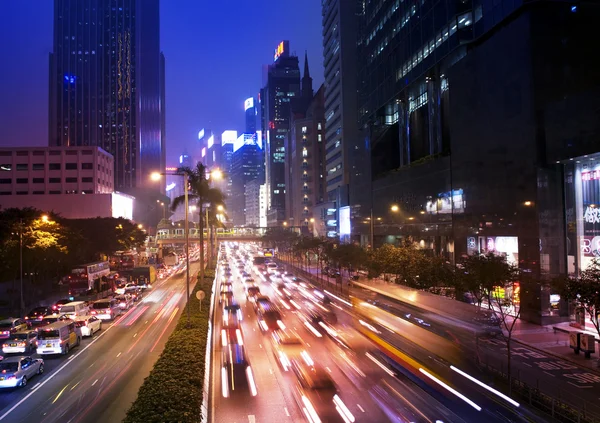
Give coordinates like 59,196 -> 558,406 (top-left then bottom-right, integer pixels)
157,200 -> 167,219
390,204 -> 399,212
151,170 -> 191,327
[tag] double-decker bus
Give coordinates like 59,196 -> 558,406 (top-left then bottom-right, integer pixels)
109,251 -> 139,271
68,261 -> 111,295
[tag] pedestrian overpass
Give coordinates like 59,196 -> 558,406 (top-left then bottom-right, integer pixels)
148,227 -> 265,246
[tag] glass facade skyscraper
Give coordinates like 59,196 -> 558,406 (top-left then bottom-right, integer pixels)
357,0 -> 600,323
261,41 -> 301,226
49,0 -> 165,192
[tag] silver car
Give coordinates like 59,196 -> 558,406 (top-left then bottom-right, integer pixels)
0,356 -> 44,388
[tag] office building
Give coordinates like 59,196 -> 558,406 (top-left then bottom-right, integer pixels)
321,0 -> 361,238
261,41 -> 301,226
230,133 -> 264,226
244,97 -> 257,133
245,179 -> 267,228
286,79 -> 326,233
49,0 -> 165,193
357,1 -> 600,323
0,146 -> 132,219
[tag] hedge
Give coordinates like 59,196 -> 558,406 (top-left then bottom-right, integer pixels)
123,268 -> 216,423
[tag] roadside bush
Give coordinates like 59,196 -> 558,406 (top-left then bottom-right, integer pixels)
123,268 -> 216,423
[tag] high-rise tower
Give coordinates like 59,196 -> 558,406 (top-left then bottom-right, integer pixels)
261,41 -> 301,226
49,0 -> 165,192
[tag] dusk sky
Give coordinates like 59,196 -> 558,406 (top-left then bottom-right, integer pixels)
0,0 -> 324,164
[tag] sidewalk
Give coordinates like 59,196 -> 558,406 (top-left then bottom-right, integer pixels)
279,258 -> 600,374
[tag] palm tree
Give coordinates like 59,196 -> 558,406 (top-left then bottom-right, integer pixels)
171,163 -> 225,280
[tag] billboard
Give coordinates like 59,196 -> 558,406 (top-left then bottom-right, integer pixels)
244,98 -> 254,111
198,129 -> 205,140
222,130 -> 238,145
339,206 -> 351,238
274,41 -> 285,61
111,192 -> 134,220
207,135 -> 214,149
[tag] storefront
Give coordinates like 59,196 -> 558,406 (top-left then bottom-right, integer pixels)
565,153 -> 600,274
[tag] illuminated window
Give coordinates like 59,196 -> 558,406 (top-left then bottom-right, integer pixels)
317,123 -> 322,130
302,126 -> 307,133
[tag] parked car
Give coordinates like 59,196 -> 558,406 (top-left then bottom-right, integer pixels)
73,315 -> 102,337
1,331 -> 38,354
0,319 -> 28,340
24,307 -> 51,321
0,356 -> 44,388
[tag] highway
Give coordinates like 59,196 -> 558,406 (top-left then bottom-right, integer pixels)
0,261 -> 199,423
211,244 -> 543,423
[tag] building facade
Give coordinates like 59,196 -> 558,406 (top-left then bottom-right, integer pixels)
245,97 -> 257,133
286,85 -> 326,233
261,41 -> 301,226
230,133 -> 264,226
321,0 -> 361,238
245,178 -> 267,228
0,146 -> 133,219
356,0 -> 600,323
49,0 -> 165,192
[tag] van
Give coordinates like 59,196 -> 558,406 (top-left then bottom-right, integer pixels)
59,301 -> 89,317
90,299 -> 121,320
36,320 -> 80,355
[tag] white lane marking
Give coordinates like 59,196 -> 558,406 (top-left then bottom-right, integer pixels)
326,367 -> 332,373
68,355 -> 76,360
116,352 -> 122,358
357,404 -> 365,413
568,382 -> 593,389
523,363 -> 532,367
133,333 -> 138,338
0,294 -> 148,421
91,379 -> 98,386
543,371 -> 555,377
259,344 -> 262,349
30,383 -> 41,391
248,416 -> 256,423
284,407 -> 290,417
269,368 -> 273,375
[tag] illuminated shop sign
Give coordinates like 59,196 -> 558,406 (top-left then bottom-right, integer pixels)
339,206 -> 351,236
584,206 -> 600,224
207,135 -> 214,149
244,98 -> 254,111
274,41 -> 285,61
582,170 -> 600,181
426,189 -> 465,214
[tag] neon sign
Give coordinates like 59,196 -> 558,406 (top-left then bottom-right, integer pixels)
274,41 -> 285,61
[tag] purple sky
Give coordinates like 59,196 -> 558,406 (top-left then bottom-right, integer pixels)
0,0 -> 324,165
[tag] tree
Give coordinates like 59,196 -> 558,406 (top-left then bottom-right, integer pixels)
171,163 -> 225,276
456,253 -> 518,308
491,279 -> 522,392
557,259 -> 600,340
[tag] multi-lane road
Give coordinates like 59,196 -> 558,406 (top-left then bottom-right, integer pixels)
0,262 -> 199,423
210,245 -> 548,423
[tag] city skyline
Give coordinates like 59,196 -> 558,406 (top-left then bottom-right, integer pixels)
0,0 -> 324,165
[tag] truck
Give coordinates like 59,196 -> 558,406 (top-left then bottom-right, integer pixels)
122,266 -> 157,288
163,252 -> 179,267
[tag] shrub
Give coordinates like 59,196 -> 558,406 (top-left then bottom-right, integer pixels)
123,268 -> 215,423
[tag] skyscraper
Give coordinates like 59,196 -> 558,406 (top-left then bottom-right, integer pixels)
49,0 -> 165,192
261,41 -> 301,226
286,84 -> 325,233
321,0 -> 360,236
244,97 -> 257,133
230,133 -> 264,226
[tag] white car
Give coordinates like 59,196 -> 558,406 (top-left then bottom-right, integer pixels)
73,315 -> 102,337
116,295 -> 133,310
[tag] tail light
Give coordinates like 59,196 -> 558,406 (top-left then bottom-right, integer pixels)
16,342 -> 26,347
91,311 -> 97,315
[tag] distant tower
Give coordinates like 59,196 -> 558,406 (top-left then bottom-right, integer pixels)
302,51 -> 313,100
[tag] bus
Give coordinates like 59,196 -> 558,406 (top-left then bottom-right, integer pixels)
109,251 -> 139,271
68,261 -> 111,295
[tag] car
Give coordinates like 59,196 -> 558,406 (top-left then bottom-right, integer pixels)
51,299 -> 72,312
221,345 -> 257,398
266,263 -> 279,275
1,331 -> 38,354
0,319 -> 28,340
271,330 -> 306,372
290,361 -> 353,423
220,291 -> 234,306
90,299 -> 121,320
0,356 -> 44,388
223,303 -> 243,328
73,315 -> 102,337
246,285 -> 261,302
221,282 -> 233,292
24,307 -> 51,321
115,294 -> 133,310
115,283 -> 138,295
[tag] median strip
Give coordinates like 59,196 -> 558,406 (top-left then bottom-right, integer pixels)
123,269 -> 215,423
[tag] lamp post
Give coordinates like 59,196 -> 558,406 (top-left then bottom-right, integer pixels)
152,171 -> 191,327
157,200 -> 166,219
